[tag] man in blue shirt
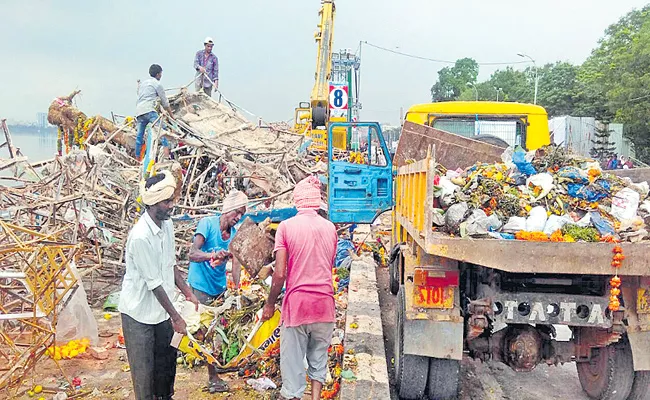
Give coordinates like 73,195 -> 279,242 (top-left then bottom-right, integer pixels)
194,37 -> 219,96
187,189 -> 248,393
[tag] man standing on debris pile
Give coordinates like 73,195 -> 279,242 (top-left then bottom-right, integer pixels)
194,37 -> 219,96
187,189 -> 248,393
262,176 -> 337,400
119,171 -> 199,400
135,64 -> 174,161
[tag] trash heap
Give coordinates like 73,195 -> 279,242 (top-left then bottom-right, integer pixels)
433,145 -> 650,242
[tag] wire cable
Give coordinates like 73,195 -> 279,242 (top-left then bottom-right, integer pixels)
362,41 -> 531,66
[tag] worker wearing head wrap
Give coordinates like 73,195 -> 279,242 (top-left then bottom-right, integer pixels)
119,172 -> 199,400
187,188 -> 248,393
262,175 -> 337,400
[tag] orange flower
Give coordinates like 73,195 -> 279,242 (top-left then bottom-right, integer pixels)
550,230 -> 565,242
611,260 -> 622,268
613,245 -> 623,254
515,231 -> 550,242
610,276 -> 622,287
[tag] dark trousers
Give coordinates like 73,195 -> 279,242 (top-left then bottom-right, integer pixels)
202,86 -> 213,97
121,313 -> 176,400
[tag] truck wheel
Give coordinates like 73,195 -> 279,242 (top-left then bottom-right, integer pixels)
427,358 -> 460,400
576,340 -> 635,400
629,371 -> 650,400
388,253 -> 400,295
395,285 -> 429,399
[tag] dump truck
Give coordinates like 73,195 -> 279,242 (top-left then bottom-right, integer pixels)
324,101 -> 650,400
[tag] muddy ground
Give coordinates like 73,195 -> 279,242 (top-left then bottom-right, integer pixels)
375,264 -> 591,400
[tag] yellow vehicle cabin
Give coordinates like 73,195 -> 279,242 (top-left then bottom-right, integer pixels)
405,101 -> 551,151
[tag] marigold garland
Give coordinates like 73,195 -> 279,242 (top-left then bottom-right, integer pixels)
609,243 -> 624,311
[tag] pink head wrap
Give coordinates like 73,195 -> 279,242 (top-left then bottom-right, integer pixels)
293,176 -> 321,210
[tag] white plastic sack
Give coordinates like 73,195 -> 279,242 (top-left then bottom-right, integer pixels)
543,214 -> 573,235
575,213 -> 591,228
526,173 -> 554,201
611,188 -> 640,222
435,177 -> 460,207
462,209 -> 503,237
526,206 -> 548,232
56,263 -> 99,345
247,377 -> 277,391
503,216 -> 526,233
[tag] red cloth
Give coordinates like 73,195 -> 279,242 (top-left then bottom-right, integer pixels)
274,210 -> 337,327
293,176 -> 321,210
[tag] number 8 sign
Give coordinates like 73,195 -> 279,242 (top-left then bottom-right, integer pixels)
329,84 -> 349,110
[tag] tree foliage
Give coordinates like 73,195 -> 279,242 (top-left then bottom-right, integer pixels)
430,58 -> 479,102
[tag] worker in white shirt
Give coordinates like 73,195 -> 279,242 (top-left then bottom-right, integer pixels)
118,171 -> 199,400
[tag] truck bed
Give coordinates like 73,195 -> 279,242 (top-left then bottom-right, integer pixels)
394,153 -> 650,277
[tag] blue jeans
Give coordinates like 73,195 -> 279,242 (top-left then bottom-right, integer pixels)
136,111 -> 159,159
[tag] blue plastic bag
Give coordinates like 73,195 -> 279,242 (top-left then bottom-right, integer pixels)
335,239 -> 355,267
557,167 -> 588,184
513,149 -> 536,176
566,180 -> 610,202
590,211 -> 615,236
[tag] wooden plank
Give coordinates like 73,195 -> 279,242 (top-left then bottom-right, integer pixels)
423,235 -> 650,276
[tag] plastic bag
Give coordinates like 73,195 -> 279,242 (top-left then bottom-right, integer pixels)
557,167 -> 588,184
543,214 -> 573,235
335,239 -> 355,267
461,209 -> 502,237
526,206 -> 548,232
431,209 -> 446,226
434,176 -> 460,207
566,181 -> 609,202
590,212 -> 615,236
513,147 -> 536,176
611,188 -> 640,222
526,173 -> 554,201
445,202 -> 468,232
56,263 -> 99,345
503,216 -> 526,233
247,377 -> 277,391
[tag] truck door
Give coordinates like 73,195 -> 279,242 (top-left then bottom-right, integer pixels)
327,122 -> 394,223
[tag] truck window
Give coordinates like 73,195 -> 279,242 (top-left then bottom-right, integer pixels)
432,117 -> 526,147
368,126 -> 387,166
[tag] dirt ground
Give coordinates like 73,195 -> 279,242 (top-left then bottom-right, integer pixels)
375,265 -> 591,400
11,310 -> 296,400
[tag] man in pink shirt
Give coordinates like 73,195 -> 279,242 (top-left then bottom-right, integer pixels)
262,175 -> 337,400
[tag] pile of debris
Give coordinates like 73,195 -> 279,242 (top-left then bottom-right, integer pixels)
433,145 -> 650,242
0,89 -> 326,306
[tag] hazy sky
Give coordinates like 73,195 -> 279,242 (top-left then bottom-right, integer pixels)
1,0 -> 648,125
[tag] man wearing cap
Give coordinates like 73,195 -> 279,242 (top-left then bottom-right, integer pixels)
187,189 -> 248,393
135,64 -> 174,161
119,171 -> 198,400
194,37 -> 219,96
262,176 -> 337,400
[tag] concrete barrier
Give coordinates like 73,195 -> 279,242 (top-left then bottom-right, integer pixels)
339,257 -> 391,400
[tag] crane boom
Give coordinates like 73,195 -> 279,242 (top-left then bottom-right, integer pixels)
310,0 -> 335,116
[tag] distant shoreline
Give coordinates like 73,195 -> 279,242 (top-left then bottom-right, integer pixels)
6,125 -> 57,135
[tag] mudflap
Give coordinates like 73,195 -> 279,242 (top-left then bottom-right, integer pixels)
403,318 -> 463,361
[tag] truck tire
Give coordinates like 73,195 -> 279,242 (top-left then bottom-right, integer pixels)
576,339 -> 635,400
395,285 -> 429,399
312,106 -> 327,128
629,371 -> 650,400
388,249 -> 401,295
427,358 -> 460,400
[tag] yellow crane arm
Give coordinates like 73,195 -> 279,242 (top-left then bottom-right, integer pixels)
310,0 -> 335,110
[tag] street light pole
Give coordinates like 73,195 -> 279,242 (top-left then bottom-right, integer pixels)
494,87 -> 502,102
467,82 -> 478,101
518,53 -> 538,104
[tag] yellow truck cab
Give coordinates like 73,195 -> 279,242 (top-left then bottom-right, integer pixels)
405,101 -> 551,151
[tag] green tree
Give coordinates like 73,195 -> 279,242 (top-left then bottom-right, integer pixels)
582,5 -> 650,161
536,62 -> 579,116
430,58 -> 479,101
